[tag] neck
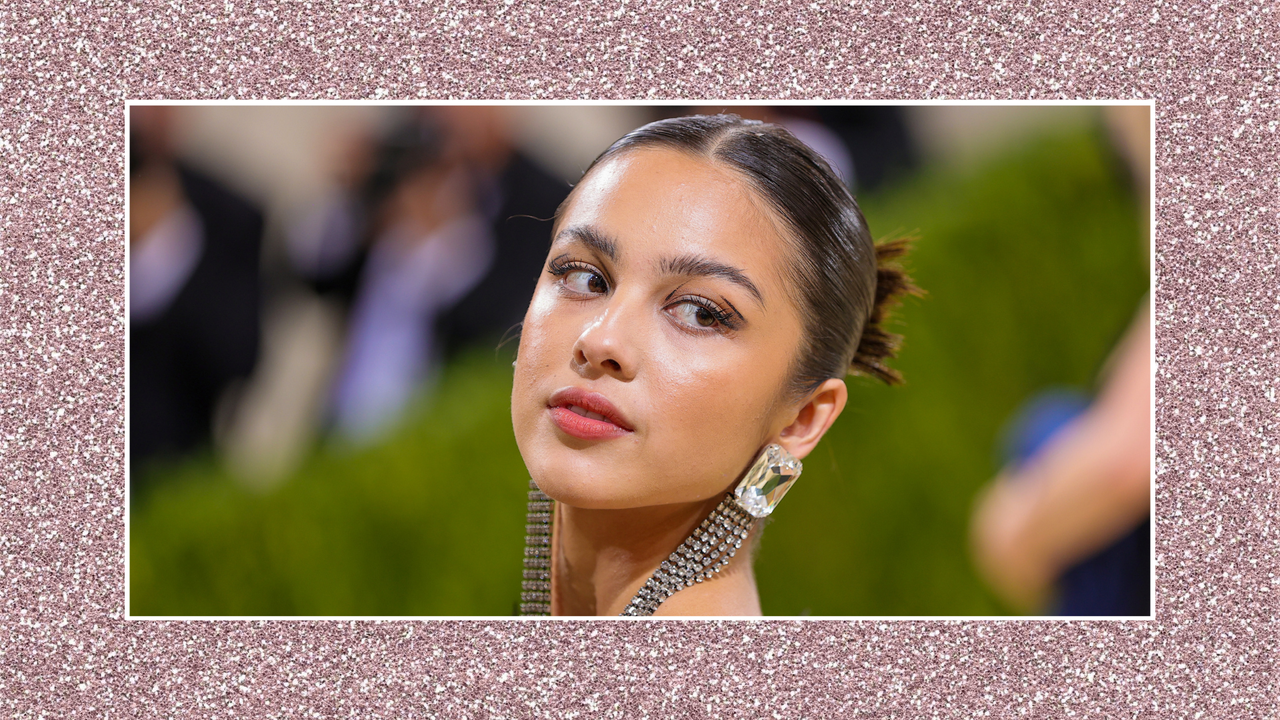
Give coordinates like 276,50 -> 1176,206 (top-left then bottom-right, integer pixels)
551,495 -> 728,616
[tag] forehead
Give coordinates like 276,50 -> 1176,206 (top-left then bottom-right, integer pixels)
556,147 -> 795,281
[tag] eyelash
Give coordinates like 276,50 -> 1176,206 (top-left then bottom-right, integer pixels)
545,257 -> 741,334
669,294 -> 740,332
547,257 -> 597,279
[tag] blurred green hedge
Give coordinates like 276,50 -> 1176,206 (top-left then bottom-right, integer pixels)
130,123 -> 1147,616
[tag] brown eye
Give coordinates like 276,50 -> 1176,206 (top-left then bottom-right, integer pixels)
667,299 -> 726,331
564,268 -> 608,295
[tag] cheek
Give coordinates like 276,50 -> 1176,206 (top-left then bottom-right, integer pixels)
523,283 -> 582,360
642,340 -> 779,482
512,288 -> 568,424
650,334 -> 774,422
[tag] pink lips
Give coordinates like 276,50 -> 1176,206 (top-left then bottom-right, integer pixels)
547,387 -> 634,440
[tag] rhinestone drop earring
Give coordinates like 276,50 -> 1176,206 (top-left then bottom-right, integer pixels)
518,443 -> 803,616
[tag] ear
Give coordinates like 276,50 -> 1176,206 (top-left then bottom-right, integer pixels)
773,378 -> 848,461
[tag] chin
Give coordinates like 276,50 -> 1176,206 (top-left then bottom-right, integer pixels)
523,440 -> 650,509
513,403 -> 732,510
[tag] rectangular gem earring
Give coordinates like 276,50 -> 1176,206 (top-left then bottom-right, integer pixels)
518,445 -> 804,617
616,443 -> 803,617
732,443 -> 803,518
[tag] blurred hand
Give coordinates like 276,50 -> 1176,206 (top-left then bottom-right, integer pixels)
970,466 -> 1057,611
969,300 -> 1151,613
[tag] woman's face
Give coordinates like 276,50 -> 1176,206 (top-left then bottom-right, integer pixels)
511,146 -> 810,509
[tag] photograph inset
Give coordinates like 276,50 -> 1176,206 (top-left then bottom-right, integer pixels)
127,104 -> 1152,617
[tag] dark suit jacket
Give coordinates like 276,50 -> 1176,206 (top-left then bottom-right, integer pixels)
435,151 -> 570,359
130,162 -> 264,476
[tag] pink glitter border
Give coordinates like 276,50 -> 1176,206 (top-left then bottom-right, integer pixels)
2,1 -> 1275,716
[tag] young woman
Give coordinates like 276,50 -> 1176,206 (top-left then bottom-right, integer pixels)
511,114 -> 919,616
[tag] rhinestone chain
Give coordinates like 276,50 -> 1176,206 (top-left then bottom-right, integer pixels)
620,493 -> 754,616
518,479 -> 755,617
519,479 -> 553,615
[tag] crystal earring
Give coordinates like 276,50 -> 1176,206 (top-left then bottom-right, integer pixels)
617,443 -> 803,616
518,445 -> 804,617
731,442 -> 804,518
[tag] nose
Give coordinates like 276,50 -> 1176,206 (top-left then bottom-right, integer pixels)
571,298 -> 638,381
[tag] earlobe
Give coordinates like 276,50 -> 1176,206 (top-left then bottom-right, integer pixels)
775,378 -> 849,460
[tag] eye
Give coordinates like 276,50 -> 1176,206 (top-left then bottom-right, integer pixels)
563,268 -> 608,295
666,297 -> 734,332
548,257 -> 610,296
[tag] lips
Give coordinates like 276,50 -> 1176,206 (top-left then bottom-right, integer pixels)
547,387 -> 634,440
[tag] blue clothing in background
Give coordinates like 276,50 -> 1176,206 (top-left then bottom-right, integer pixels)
999,389 -> 1151,616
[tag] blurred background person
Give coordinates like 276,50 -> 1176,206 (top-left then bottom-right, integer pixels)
283,106 -> 569,445
969,105 -> 1152,615
128,106 -> 265,493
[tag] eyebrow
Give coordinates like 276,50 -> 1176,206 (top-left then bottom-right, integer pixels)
660,254 -> 765,309
552,223 -> 765,309
552,225 -> 618,263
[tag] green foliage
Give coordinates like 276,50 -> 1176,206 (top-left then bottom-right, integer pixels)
130,358 -> 530,616
130,124 -> 1147,616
